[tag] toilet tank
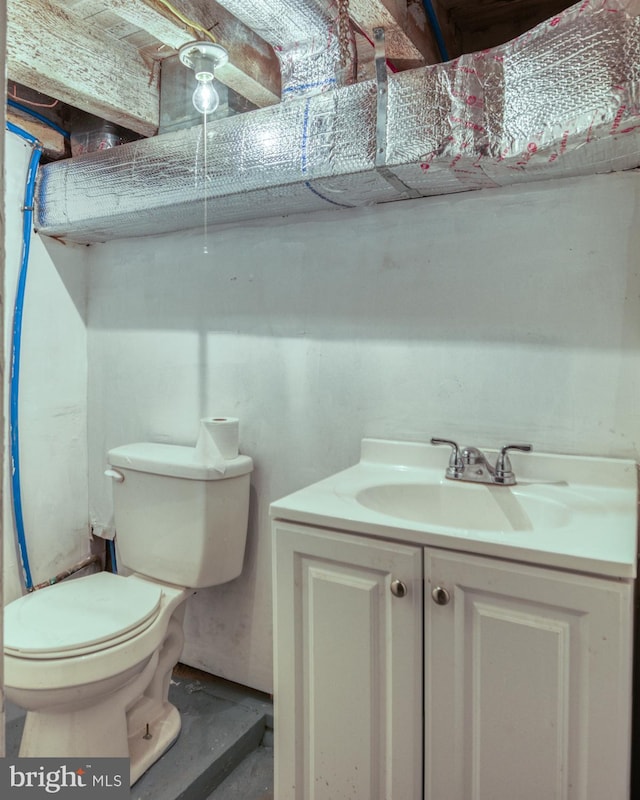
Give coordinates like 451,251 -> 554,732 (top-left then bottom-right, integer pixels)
107,443 -> 253,588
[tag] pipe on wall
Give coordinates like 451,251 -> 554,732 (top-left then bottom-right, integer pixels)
7,121 -> 43,592
30,555 -> 102,591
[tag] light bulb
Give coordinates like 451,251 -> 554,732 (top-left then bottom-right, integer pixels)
192,78 -> 219,115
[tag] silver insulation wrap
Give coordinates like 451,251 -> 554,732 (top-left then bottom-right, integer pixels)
216,0 -> 355,98
36,0 -> 640,245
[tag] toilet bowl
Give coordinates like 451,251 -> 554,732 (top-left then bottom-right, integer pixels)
5,571 -> 191,782
4,439 -> 253,784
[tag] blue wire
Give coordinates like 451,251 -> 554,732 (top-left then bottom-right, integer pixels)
7,122 -> 43,591
422,0 -> 450,62
7,98 -> 70,138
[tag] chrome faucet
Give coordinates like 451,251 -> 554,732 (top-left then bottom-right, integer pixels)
431,438 -> 532,486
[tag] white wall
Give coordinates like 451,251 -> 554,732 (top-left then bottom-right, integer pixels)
3,131 -> 89,603
86,170 -> 640,693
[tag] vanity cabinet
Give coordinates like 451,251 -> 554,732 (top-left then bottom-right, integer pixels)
273,521 -> 634,800
272,521 -> 423,800
425,549 -> 633,800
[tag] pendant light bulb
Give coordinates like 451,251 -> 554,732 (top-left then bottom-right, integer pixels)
192,77 -> 219,115
178,41 -> 229,117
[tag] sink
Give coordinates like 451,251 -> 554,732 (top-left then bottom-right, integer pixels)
270,438 -> 638,578
355,481 -> 572,532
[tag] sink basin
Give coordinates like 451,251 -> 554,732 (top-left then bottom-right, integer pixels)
270,438 -> 638,578
356,481 -> 572,532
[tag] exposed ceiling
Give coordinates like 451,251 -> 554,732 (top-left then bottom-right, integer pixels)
6,0 -> 574,151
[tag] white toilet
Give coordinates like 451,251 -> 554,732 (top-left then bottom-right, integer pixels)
3,441 -> 253,784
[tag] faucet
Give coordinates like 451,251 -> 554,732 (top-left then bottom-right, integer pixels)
430,438 -> 532,486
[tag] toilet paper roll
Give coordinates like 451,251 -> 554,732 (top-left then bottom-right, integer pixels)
195,417 -> 240,467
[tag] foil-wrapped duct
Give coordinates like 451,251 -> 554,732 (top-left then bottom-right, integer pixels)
35,0 -> 640,245
216,0 -> 356,98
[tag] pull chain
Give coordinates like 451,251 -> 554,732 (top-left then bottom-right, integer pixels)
202,111 -> 208,254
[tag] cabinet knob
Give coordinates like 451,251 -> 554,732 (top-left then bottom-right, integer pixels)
431,586 -> 451,605
390,579 -> 408,598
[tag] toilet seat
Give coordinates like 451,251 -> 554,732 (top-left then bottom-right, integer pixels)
5,572 -> 162,659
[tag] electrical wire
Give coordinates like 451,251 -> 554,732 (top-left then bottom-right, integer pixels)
8,84 -> 59,108
6,121 -> 43,592
154,0 -> 217,43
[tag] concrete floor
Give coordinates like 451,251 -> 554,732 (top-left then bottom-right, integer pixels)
6,664 -> 274,800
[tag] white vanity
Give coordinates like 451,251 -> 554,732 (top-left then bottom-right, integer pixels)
269,438 -> 638,800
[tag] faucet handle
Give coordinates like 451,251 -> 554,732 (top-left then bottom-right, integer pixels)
431,438 -> 463,477
495,444 -> 532,483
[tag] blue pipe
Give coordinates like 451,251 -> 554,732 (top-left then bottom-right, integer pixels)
6,120 -> 39,147
422,0 -> 450,62
108,539 -> 118,574
7,122 -> 43,591
7,98 -> 70,138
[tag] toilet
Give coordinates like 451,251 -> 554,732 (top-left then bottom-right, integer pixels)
3,441 -> 253,784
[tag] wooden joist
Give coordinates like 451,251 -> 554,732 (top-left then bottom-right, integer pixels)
6,0 -> 456,138
61,0 -> 281,107
348,0 -> 442,66
7,0 -> 160,136
6,107 -> 67,159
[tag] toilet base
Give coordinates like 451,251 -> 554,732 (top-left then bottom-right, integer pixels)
128,699 -> 181,785
17,676 -> 182,786
19,695 -> 131,760
17,653 -> 160,761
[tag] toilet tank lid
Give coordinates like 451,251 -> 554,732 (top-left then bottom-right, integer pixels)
108,442 -> 253,480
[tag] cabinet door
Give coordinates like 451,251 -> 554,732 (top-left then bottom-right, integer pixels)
273,522 -> 423,800
425,549 -> 634,800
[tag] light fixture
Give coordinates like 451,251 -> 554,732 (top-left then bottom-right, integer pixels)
178,41 -> 229,116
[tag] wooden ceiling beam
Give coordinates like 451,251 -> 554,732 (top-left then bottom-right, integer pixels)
104,0 -> 281,106
347,0 -> 446,66
7,0 -> 160,136
6,107 -> 67,159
